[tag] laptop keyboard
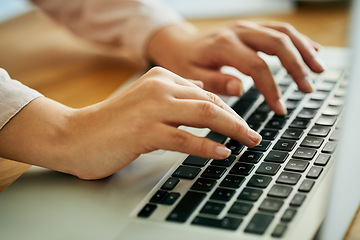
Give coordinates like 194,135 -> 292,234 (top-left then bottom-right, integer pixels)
136,67 -> 347,238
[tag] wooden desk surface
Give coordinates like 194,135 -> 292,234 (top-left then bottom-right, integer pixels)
0,2 -> 358,239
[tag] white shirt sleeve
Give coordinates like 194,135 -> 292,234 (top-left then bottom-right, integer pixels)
31,0 -> 184,66
0,68 -> 43,130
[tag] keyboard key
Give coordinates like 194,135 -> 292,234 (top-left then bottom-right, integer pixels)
272,224 -> 288,238
210,188 -> 236,202
259,198 -> 284,212
316,115 -> 337,126
329,129 -> 341,141
308,125 -> 331,137
281,128 -> 304,140
200,201 -> 225,215
306,166 -> 323,179
276,172 -> 301,185
285,99 -> 300,110
297,109 -> 317,119
322,142 -> 337,153
172,166 -> 200,179
230,163 -> 254,176
299,179 -> 315,192
256,162 -> 281,175
292,147 -> 317,160
290,193 -> 306,207
300,136 -> 324,148
304,99 -> 323,110
248,112 -> 268,123
328,96 -> 345,107
273,139 -> 297,152
264,150 -> 289,163
201,166 -> 227,179
239,151 -> 263,163
317,82 -> 335,92
281,208 -> 297,222
323,106 -> 342,116
266,117 -> 287,129
268,185 -> 293,198
192,216 -> 242,230
161,177 -> 180,191
334,88 -> 347,97
167,191 -> 206,223
311,91 -> 328,101
288,90 -> 305,100
191,178 -> 217,192
211,155 -> 236,167
247,175 -> 272,188
206,131 -> 227,144
138,204 -> 157,218
260,129 -> 279,140
228,201 -> 253,216
284,159 -> 309,172
238,187 -> 263,202
257,102 -> 272,113
245,213 -> 274,235
183,156 -> 210,167
150,190 -> 168,203
162,192 -> 180,205
220,175 -> 245,189
248,140 -> 272,152
314,154 -> 331,166
226,139 -> 245,155
290,118 -> 310,129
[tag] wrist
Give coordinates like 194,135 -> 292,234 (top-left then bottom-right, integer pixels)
146,23 -> 198,68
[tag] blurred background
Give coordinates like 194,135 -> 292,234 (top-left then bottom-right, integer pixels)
0,0 -> 348,23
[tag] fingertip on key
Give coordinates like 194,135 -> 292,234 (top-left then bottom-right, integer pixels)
247,128 -> 262,146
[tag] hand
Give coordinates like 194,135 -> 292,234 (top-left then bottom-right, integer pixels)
0,67 -> 261,180
147,21 -> 326,115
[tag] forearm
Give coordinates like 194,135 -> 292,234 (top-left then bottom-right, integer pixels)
31,0 -> 184,65
0,97 -> 77,176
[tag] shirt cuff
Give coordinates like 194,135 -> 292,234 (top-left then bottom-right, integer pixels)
0,68 -> 43,130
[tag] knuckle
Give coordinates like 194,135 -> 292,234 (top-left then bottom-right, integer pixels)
213,29 -> 237,45
206,91 -> 222,105
198,138 -> 209,156
248,57 -> 268,73
199,101 -> 218,118
148,66 -> 167,75
171,131 -> 189,148
272,32 -> 292,47
276,22 -> 295,35
234,121 -> 247,135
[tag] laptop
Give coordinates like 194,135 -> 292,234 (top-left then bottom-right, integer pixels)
0,3 -> 359,240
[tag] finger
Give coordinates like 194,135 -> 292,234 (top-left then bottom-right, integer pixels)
186,65 -> 244,96
166,98 -> 262,147
212,39 -> 286,115
172,85 -> 242,121
237,26 -> 314,93
262,22 -> 326,73
187,79 -> 204,88
144,66 -> 202,89
151,124 -> 232,159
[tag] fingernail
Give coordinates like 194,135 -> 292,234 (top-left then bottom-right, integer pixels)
275,99 -> 287,116
304,76 -> 314,93
314,55 -> 327,72
226,79 -> 242,96
247,128 -> 262,145
215,146 -> 231,159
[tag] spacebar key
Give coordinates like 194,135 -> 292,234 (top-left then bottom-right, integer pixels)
166,191 -> 206,223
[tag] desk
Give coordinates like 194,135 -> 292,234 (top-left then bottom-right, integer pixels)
0,2 -> 358,239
